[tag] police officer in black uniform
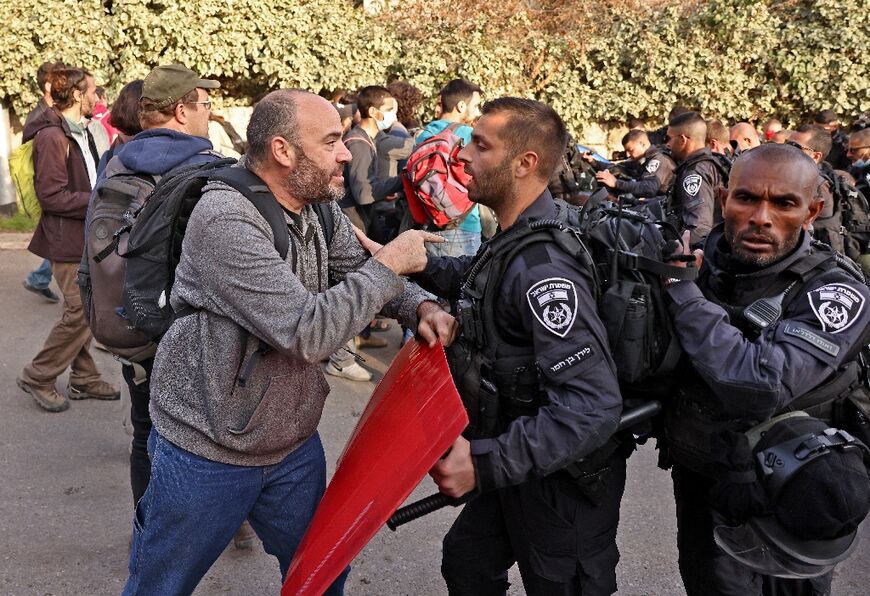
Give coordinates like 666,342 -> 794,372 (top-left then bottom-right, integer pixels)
849,128 -> 870,195
414,98 -> 624,595
666,111 -> 730,245
816,109 -> 851,171
594,130 -> 676,200
660,143 -> 870,595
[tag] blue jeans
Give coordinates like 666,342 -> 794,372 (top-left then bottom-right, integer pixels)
124,430 -> 348,595
425,228 -> 481,258
26,259 -> 52,289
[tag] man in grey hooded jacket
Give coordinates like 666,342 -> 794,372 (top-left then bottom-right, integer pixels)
123,90 -> 455,595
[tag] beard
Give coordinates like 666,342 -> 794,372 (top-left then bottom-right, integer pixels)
724,222 -> 801,267
284,152 -> 345,205
465,156 -> 514,211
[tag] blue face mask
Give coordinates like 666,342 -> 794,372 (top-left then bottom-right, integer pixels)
854,158 -> 870,169
376,110 -> 396,131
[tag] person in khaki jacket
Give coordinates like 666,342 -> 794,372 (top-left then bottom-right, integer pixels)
17,67 -> 119,413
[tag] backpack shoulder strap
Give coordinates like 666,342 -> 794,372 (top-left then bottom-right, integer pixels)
207,166 -> 290,260
311,202 -> 335,248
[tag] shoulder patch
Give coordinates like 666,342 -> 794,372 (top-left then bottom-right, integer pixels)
683,173 -> 702,197
526,277 -> 578,337
807,283 -> 866,334
783,324 -> 840,357
646,159 -> 661,174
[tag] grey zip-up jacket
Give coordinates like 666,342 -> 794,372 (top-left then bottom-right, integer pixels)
150,177 -> 428,466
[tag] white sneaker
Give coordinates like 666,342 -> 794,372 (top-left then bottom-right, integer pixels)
325,362 -> 372,382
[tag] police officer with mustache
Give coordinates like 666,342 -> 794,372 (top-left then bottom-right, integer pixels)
660,143 -> 870,595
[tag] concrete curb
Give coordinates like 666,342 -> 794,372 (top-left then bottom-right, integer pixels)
0,232 -> 32,250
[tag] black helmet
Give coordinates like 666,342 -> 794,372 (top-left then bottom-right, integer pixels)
714,412 -> 870,578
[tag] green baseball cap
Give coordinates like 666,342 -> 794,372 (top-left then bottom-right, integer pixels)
142,64 -> 220,109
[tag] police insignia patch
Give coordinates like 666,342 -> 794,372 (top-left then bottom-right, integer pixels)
683,174 -> 702,197
807,283 -> 865,334
526,277 -> 578,337
646,159 -> 661,174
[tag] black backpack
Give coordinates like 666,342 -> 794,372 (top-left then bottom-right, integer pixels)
813,164 -> 870,258
548,136 -> 603,205
833,170 -> 870,255
481,191 -> 695,421
574,191 -> 695,405
118,161 -> 334,341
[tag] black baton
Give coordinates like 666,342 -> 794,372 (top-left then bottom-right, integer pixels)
386,400 -> 662,531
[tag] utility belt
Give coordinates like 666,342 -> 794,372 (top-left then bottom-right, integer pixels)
558,437 -> 631,505
450,334 -> 622,505
663,387 -> 760,477
664,363 -> 870,477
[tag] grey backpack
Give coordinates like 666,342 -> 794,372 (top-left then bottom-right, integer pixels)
78,157 -> 161,381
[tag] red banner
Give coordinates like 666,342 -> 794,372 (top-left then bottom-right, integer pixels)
282,340 -> 468,595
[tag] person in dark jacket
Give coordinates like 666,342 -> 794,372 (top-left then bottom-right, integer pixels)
662,143 -> 870,595
384,97 -> 624,595
17,68 -> 119,413
667,111 -> 730,245
816,109 -> 851,171
593,129 -> 676,199
22,60 -> 66,303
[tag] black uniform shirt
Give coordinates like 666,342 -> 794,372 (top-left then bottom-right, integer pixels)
667,225 -> 870,420
416,191 -> 622,491
614,146 -> 676,198
671,148 -> 727,245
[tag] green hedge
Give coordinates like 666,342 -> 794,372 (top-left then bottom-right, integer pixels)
2,0 -> 867,135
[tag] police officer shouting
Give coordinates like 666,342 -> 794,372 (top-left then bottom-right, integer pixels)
661,143 -> 870,595
666,111 -> 730,245
403,98 -> 623,595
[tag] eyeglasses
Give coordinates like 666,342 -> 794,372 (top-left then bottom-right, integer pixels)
785,140 -> 814,154
847,146 -> 870,155
186,100 -> 212,111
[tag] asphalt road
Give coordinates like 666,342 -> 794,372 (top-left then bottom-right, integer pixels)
0,246 -> 867,595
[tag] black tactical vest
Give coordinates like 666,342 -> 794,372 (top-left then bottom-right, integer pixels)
448,206 -> 593,439
664,245 -> 868,476
667,149 -> 731,233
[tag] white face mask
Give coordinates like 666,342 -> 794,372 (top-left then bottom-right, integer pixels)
377,110 -> 397,131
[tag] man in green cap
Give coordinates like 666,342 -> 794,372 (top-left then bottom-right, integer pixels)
82,64 -> 256,543
138,63 -> 219,139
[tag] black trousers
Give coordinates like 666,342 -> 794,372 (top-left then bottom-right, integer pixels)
122,357 -> 154,506
442,453 -> 626,596
672,464 -> 833,596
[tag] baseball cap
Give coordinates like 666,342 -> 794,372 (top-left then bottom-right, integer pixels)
142,64 -> 220,109
714,413 -> 870,578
